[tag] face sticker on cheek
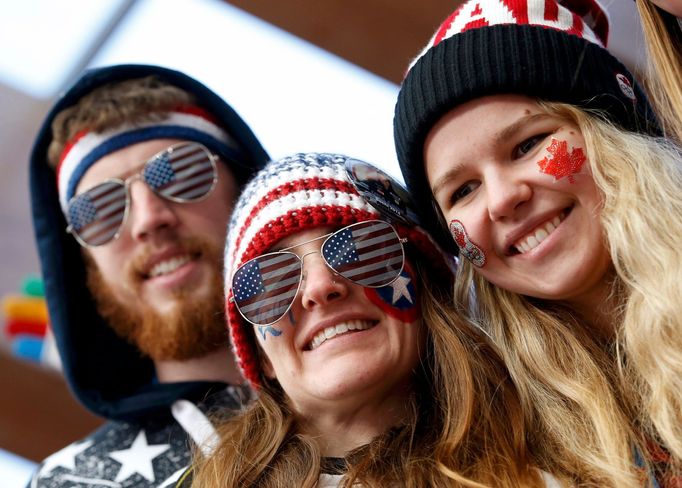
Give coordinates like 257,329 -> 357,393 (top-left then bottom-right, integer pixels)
257,325 -> 283,341
537,138 -> 587,184
364,265 -> 419,323
449,219 -> 486,268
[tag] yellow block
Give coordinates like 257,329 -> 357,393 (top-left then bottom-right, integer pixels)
1,295 -> 48,323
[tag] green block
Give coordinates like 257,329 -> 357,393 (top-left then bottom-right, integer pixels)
21,274 -> 44,297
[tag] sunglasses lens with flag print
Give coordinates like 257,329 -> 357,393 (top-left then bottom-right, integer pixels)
66,142 -> 218,247
231,220 -> 405,326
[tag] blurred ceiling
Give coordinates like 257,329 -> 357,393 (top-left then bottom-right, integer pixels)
224,0 -> 645,84
224,0 -> 458,84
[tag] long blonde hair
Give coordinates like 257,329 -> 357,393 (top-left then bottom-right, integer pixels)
637,0 -> 682,145
455,102 -> 682,486
191,260 -> 548,487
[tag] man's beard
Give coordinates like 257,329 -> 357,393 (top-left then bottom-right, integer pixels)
85,237 -> 229,361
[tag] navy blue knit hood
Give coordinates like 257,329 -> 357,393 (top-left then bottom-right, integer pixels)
29,64 -> 269,421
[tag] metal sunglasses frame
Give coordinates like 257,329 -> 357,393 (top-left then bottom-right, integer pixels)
230,219 -> 407,327
66,141 -> 219,248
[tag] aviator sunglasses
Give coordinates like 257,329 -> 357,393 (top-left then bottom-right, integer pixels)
231,220 -> 406,327
66,142 -> 218,247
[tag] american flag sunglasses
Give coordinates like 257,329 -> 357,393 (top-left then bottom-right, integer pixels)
230,220 -> 406,327
66,142 -> 218,247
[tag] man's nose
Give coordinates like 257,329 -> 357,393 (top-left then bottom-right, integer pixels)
127,180 -> 179,241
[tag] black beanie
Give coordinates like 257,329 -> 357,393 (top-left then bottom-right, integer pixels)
393,0 -> 660,252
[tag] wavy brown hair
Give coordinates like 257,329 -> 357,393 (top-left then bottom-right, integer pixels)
190,259 -> 549,487
47,75 -> 195,168
454,101 -> 682,486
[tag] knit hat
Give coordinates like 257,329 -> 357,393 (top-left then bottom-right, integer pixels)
223,153 -> 449,387
393,0 -> 660,252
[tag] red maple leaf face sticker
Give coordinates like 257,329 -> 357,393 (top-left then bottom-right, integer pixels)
537,138 -> 587,184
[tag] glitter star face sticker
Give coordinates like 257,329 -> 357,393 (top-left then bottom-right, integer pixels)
449,219 -> 486,268
537,138 -> 587,184
364,266 -> 419,323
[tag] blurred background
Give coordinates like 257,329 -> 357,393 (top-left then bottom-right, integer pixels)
0,0 -> 645,485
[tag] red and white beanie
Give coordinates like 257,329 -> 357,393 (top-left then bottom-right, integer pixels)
223,152 -> 448,387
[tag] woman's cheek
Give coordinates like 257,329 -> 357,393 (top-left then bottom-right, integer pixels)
364,263 -> 420,323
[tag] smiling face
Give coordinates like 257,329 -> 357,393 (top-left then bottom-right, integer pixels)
424,95 -> 612,309
251,226 -> 423,418
77,138 -> 238,359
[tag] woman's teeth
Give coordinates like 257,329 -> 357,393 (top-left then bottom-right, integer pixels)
308,320 -> 376,350
148,255 -> 192,277
514,214 -> 564,254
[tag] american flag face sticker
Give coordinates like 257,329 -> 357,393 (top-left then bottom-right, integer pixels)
66,142 -> 217,247
231,220 -> 406,327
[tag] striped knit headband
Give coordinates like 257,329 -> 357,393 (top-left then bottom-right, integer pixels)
56,106 -> 237,213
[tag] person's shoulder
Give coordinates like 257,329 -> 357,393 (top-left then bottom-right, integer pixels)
27,417 -> 193,487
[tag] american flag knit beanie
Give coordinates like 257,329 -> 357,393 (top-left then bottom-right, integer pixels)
224,152 -> 448,387
393,0 -> 659,252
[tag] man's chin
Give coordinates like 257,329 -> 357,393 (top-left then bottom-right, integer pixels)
133,292 -> 228,361
85,254 -> 228,362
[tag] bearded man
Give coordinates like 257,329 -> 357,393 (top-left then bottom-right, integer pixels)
27,64 -> 269,487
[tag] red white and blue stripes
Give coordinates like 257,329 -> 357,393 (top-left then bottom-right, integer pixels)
56,107 -> 235,213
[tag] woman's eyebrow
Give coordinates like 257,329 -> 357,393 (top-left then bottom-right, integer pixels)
430,161 -> 467,197
494,113 -> 552,144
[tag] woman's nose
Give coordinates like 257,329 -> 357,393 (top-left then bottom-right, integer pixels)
299,254 -> 349,310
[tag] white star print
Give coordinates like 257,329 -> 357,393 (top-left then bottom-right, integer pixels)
108,430 -> 170,483
390,274 -> 413,304
36,439 -> 94,477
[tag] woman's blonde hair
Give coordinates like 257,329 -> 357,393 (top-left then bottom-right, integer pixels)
454,101 -> 682,486
47,75 -> 194,168
191,260 -> 548,487
637,0 -> 682,145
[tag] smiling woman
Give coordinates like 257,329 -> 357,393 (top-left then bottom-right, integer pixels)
185,153 -> 558,487
394,0 -> 682,486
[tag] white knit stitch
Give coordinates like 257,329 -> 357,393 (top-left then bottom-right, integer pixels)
409,0 -> 605,70
224,156 -> 350,268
